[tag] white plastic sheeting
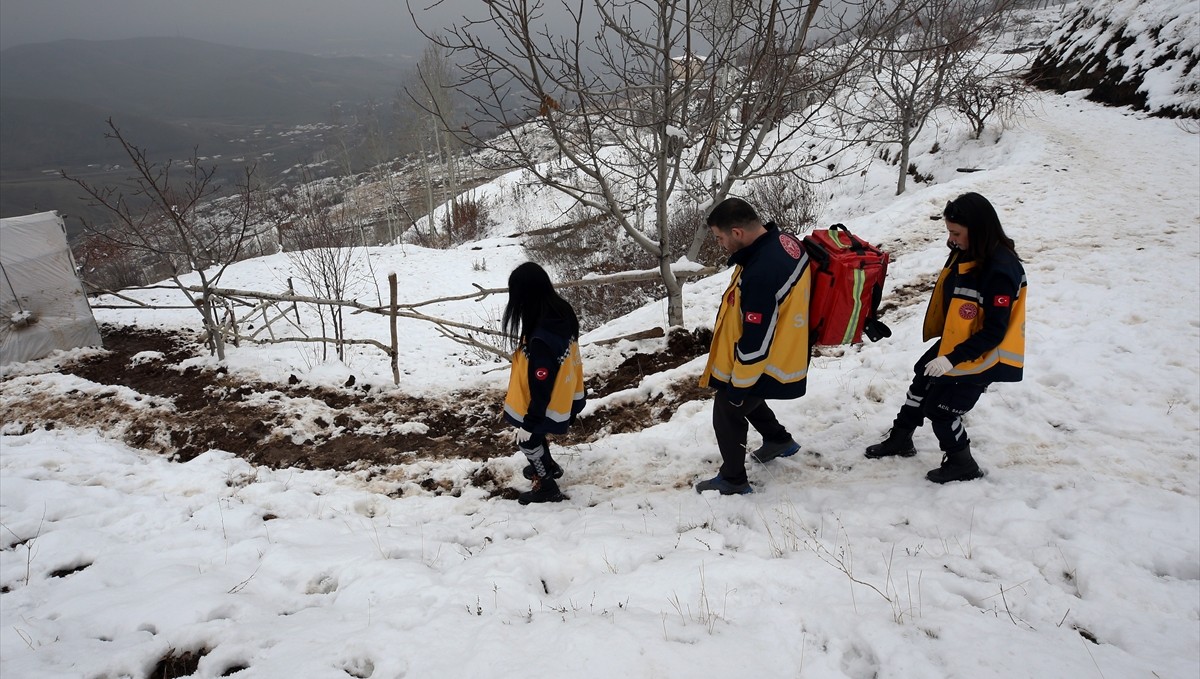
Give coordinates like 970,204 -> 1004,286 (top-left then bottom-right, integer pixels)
0,211 -> 102,366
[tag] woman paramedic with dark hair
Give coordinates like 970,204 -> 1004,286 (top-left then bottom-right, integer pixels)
501,262 -> 586,504
863,192 -> 1026,483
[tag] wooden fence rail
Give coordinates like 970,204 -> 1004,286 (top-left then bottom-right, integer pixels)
87,264 -> 720,384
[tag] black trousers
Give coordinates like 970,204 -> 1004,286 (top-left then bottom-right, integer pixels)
894,346 -> 988,453
712,391 -> 792,485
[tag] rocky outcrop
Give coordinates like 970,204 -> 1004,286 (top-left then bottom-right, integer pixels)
1028,0 -> 1198,117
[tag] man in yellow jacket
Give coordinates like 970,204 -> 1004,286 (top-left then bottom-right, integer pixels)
697,198 -> 812,495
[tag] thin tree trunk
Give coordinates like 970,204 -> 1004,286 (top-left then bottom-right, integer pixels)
896,130 -> 911,195
661,259 -> 684,328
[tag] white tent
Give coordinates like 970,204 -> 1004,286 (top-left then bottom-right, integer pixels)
0,211 -> 102,366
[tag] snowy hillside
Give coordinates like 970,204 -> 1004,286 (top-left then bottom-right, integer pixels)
2,7 -> 1199,679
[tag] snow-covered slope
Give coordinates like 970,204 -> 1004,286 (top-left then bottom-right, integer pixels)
2,5 -> 1199,677
2,86 -> 1199,679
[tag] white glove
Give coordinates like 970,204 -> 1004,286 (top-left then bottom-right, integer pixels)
512,428 -> 533,444
924,356 -> 953,377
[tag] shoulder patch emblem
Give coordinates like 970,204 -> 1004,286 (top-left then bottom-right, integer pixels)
958,303 -> 979,320
535,367 -> 550,381
745,312 -> 763,324
993,295 -> 1011,308
779,233 -> 802,259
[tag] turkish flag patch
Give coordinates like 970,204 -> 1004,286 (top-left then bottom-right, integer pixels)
535,367 -> 550,381
745,312 -> 763,324
993,295 -> 1011,308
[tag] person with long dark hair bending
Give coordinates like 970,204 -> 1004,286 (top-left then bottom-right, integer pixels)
501,262 -> 587,504
864,192 -> 1026,483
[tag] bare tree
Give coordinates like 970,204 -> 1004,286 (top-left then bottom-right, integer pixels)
265,180 -> 366,361
63,119 -> 273,360
852,0 -> 1017,194
951,67 -> 1032,140
404,43 -> 465,247
745,173 -> 823,234
410,0 -> 904,327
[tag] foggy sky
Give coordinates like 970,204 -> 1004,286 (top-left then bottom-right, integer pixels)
0,0 -> 464,61
1,0 -> 883,64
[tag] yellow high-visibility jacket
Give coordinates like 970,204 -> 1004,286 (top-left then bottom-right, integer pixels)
504,322 -> 586,434
923,247 -> 1026,382
700,225 -> 812,400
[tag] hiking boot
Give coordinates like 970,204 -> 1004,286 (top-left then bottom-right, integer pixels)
864,427 -> 917,459
752,438 -> 800,463
518,477 -> 567,504
694,475 -> 753,495
926,445 -> 985,484
522,457 -> 564,480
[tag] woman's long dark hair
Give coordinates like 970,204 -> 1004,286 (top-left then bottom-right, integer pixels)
502,262 -> 580,348
944,192 -> 1020,267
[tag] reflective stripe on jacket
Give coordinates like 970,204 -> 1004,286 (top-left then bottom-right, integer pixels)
922,248 -> 1026,382
700,226 -> 812,400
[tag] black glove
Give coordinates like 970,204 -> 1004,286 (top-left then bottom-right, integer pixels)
864,319 -> 891,342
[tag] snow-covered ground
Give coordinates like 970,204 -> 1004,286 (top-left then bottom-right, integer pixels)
3,32 -> 1200,679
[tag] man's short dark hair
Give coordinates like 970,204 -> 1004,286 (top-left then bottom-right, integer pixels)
707,197 -> 760,231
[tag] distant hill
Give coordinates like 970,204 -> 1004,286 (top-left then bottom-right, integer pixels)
0,37 -> 412,221
0,37 -> 407,123
0,97 -> 205,171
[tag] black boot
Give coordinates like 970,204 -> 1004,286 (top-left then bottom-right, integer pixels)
518,442 -> 567,504
751,438 -> 800,463
865,427 -> 917,459
522,454 -> 563,480
518,477 -> 566,504
519,442 -> 564,480
926,444 -> 985,483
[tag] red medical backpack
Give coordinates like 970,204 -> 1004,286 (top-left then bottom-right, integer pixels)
803,224 -> 891,346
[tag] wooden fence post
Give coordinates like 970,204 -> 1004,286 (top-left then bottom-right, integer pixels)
287,277 -> 301,326
389,273 -> 400,385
